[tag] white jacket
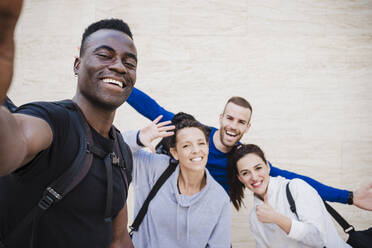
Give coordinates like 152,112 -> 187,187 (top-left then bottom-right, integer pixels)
250,176 -> 351,248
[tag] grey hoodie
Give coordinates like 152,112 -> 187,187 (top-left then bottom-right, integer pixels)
124,131 -> 231,248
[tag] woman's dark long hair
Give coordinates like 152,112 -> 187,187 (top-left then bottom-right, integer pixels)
227,144 -> 267,210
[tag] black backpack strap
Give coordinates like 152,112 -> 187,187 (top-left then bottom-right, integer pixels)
3,100 -> 94,248
2,96 -> 17,112
285,182 -> 299,219
30,100 -> 94,247
155,136 -> 171,156
323,201 -> 354,233
113,127 -> 133,187
103,152 -> 114,222
129,158 -> 178,236
47,100 -> 94,197
286,181 -> 355,234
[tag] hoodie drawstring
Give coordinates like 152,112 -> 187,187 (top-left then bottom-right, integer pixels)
176,201 -> 192,244
186,206 -> 191,243
176,202 -> 181,241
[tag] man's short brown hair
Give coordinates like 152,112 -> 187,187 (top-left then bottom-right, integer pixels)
223,96 -> 252,114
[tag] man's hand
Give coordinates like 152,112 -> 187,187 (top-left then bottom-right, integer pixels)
0,0 -> 23,103
353,182 -> 372,211
139,115 -> 175,153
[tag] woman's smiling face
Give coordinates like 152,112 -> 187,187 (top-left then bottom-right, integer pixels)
170,127 -> 209,172
236,153 -> 270,199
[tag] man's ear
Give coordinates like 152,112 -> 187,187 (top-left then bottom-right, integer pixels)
169,147 -> 178,160
219,113 -> 224,122
244,122 -> 251,133
73,57 -> 81,76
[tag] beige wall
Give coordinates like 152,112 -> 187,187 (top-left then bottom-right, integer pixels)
9,0 -> 372,246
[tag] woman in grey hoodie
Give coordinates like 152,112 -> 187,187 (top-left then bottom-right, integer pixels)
125,113 -> 231,248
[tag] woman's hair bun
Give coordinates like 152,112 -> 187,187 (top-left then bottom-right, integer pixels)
171,112 -> 196,125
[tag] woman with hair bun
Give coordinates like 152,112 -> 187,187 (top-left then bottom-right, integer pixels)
227,144 -> 350,248
124,112 -> 230,248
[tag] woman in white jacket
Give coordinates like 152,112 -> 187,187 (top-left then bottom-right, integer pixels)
125,113 -> 231,248
227,144 -> 350,248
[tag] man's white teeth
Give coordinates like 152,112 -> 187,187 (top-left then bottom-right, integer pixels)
226,131 -> 237,136
103,78 -> 123,88
191,157 -> 202,162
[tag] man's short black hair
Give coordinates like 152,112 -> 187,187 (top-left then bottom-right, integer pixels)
80,18 -> 133,56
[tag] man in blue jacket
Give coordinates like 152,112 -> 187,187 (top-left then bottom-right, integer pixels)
127,87 -> 372,210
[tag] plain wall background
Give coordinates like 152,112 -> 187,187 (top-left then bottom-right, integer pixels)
8,0 -> 372,246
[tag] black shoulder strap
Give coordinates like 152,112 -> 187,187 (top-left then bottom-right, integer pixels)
323,201 -> 355,233
46,100 -> 94,199
155,136 -> 171,156
2,96 -> 17,112
3,100 -> 94,248
285,182 -> 355,234
129,158 -> 178,235
113,127 -> 133,185
285,182 -> 299,219
31,100 -> 94,247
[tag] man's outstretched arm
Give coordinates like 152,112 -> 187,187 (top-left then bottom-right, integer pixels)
270,163 -> 349,203
0,0 -> 22,103
127,87 -> 175,121
0,0 -> 52,176
270,163 -> 372,210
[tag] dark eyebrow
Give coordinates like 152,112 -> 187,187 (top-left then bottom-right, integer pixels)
253,163 -> 263,168
239,163 -> 261,174
93,45 -> 137,62
93,45 -> 115,53
126,53 -> 138,63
